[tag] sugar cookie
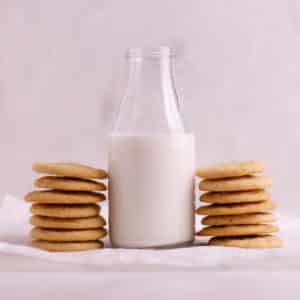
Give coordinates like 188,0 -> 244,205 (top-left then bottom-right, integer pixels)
199,176 -> 272,192
32,162 -> 108,179
196,161 -> 264,179
196,200 -> 277,216
30,215 -> 106,229
34,176 -> 106,192
31,227 -> 107,241
30,204 -> 100,218
200,190 -> 270,204
208,235 -> 283,248
201,212 -> 276,226
31,240 -> 104,252
25,190 -> 105,204
197,224 -> 278,236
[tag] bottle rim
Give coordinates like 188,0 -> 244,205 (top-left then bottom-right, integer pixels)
126,46 -> 175,59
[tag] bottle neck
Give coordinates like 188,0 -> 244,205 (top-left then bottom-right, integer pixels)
113,48 -> 185,135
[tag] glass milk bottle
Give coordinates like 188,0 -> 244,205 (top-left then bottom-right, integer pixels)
109,47 -> 195,248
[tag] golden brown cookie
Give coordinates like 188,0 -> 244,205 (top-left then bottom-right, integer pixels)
34,176 -> 106,192
201,212 -> 277,226
30,215 -> 106,229
197,224 -> 279,236
31,227 -> 107,241
31,240 -> 104,252
196,200 -> 277,216
200,190 -> 270,204
32,162 -> 108,179
208,235 -> 283,248
30,203 -> 100,218
195,161 -> 265,179
25,190 -> 105,204
199,175 -> 272,192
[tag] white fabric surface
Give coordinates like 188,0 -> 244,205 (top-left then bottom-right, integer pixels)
0,194 -> 298,269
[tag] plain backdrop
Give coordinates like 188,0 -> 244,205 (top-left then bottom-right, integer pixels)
1,0 -> 299,213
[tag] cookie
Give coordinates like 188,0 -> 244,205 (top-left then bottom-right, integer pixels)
202,212 -> 277,226
30,203 -> 100,218
31,240 -> 104,252
31,227 -> 107,241
208,235 -> 283,248
200,190 -> 270,204
199,176 -> 272,192
25,190 -> 105,204
30,215 -> 106,229
34,176 -> 106,192
197,224 -> 278,236
196,200 -> 277,216
195,160 -> 265,179
32,162 -> 108,179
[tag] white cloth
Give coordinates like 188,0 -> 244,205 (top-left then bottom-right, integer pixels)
0,194 -> 298,268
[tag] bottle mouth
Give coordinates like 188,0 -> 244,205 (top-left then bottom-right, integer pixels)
126,46 -> 175,59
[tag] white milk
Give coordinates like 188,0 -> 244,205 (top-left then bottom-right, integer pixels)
109,134 -> 195,248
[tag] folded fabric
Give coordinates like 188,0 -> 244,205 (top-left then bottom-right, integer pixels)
0,194 -> 298,268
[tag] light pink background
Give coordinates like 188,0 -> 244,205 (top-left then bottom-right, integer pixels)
1,0 -> 299,213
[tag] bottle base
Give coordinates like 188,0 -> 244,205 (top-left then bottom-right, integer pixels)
110,238 -> 195,250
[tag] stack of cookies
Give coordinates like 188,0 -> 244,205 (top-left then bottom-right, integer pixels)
195,161 -> 283,249
25,162 -> 108,252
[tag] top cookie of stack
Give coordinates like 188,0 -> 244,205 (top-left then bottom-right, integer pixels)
25,162 -> 108,252
195,161 -> 282,249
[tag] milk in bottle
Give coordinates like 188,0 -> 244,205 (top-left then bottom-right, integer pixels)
109,47 -> 195,248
